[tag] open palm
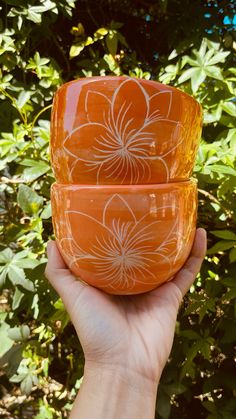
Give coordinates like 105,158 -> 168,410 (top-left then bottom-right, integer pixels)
45,228 -> 206,384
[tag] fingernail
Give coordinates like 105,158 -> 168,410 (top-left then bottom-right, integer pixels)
201,228 -> 207,239
198,227 -> 207,238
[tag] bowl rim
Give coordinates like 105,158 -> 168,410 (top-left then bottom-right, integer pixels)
51,178 -> 197,191
53,75 -> 202,110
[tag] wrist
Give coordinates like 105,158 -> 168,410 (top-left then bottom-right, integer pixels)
69,363 -> 159,419
84,361 -> 160,397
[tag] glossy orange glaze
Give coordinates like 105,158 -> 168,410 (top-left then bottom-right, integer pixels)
51,180 -> 197,295
50,76 -> 202,185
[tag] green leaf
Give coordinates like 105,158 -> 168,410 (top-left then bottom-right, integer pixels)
0,322 -> 14,357
0,248 -> 14,263
103,54 -> 120,74
17,185 -> 44,215
178,67 -> 206,92
178,67 -> 198,84
181,55 -> 198,67
180,341 -> 201,378
229,248 -> 236,263
31,293 -> 39,319
156,389 -> 171,419
163,382 -> 186,395
8,264 -> 24,283
204,65 -> 223,80
207,51 -> 230,65
202,401 -> 217,413
199,339 -> 212,360
0,268 -> 8,287
207,240 -> 236,255
209,164 -> 236,176
69,43 -> 85,58
0,344 -> 24,377
8,265 -> 34,291
69,35 -> 95,58
15,258 -> 39,269
16,91 -> 31,109
12,288 -> 24,310
191,68 -> 206,93
223,288 -> 236,301
28,3 -> 56,14
21,373 -> 36,394
221,276 -> 236,287
228,67 -> 236,75
221,101 -> 236,117
27,10 -> 42,24
51,298 -> 70,330
168,49 -> 178,60
35,402 -> 55,419
96,27 -> 108,36
198,39 -> 208,60
13,251 -> 39,269
210,230 -> 236,240
10,373 -> 26,383
180,330 -> 201,340
21,160 -> 50,182
40,202 -> 51,219
8,325 -> 30,341
106,32 -> 118,56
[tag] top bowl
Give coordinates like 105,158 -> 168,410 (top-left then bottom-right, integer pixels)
50,76 -> 202,185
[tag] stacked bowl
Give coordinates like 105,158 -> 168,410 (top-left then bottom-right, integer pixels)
50,76 -> 202,295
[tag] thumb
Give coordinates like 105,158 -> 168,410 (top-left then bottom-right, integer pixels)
45,240 -> 88,315
171,227 -> 207,301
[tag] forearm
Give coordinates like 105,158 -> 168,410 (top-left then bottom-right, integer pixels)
69,364 -> 159,419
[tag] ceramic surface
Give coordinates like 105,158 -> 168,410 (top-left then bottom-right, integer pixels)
50,76 -> 202,185
51,180 -> 197,295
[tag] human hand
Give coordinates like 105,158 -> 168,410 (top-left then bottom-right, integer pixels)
45,228 -> 207,389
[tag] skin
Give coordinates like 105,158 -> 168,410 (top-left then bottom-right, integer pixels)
45,227 -> 207,419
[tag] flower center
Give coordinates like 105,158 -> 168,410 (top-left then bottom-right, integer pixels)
117,248 -> 126,263
113,246 -> 142,270
116,144 -> 129,156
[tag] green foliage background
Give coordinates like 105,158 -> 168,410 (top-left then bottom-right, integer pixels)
0,0 -> 235,417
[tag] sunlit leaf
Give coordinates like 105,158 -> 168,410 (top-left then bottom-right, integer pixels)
105,31 -> 118,56
16,91 -> 31,109
21,159 -> 50,182
211,230 -> 236,240
0,322 -> 14,357
12,287 -> 24,310
221,101 -> 236,117
207,240 -> 236,254
17,185 -> 44,215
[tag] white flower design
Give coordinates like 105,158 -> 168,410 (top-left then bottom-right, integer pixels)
63,77 -> 184,184
60,194 -> 181,291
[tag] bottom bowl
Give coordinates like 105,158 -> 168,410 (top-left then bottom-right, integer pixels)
51,180 -> 197,295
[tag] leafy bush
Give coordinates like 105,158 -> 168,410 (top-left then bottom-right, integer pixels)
0,0 -> 235,417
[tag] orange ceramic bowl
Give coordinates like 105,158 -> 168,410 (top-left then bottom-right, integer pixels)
51,180 -> 197,295
50,76 -> 202,185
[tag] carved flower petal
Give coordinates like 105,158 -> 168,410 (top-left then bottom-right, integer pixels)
58,237 -> 86,269
148,91 -> 173,120
138,119 -> 182,157
59,196 -> 182,292
85,90 -> 111,125
131,203 -> 180,257
90,154 -> 151,185
65,210 -> 117,255
69,253 -> 122,290
102,194 -> 137,229
111,78 -> 149,138
63,122 -> 113,161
